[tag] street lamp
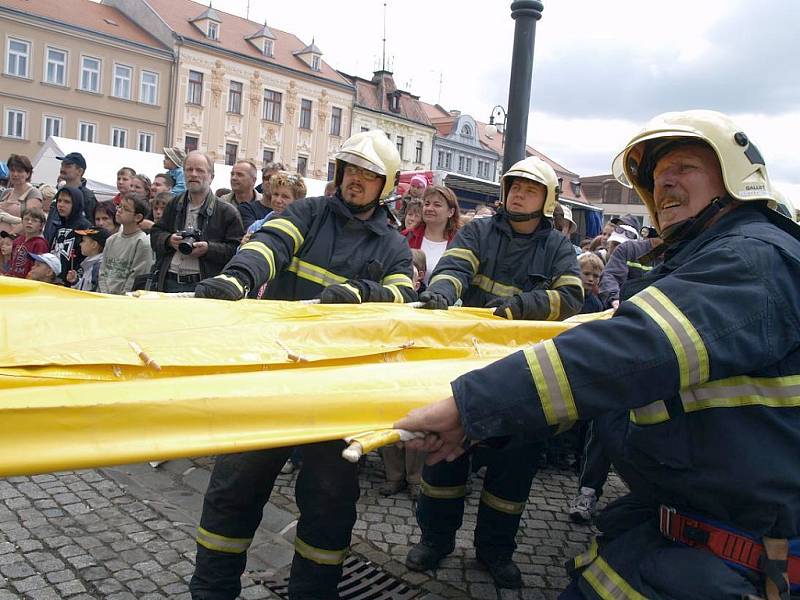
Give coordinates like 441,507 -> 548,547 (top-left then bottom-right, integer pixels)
485,105 -> 507,138
502,0 -> 544,174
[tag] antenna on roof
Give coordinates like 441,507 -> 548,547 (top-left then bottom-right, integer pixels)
246,0 -> 250,20
438,71 -> 443,104
382,1 -> 387,71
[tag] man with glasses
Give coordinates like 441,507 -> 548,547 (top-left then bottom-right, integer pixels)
190,130 -> 415,600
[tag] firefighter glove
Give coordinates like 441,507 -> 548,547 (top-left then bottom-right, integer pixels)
194,274 -> 247,301
486,295 -> 524,320
419,290 -> 449,310
320,282 -> 364,304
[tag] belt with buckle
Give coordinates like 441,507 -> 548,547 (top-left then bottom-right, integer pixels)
167,272 -> 202,284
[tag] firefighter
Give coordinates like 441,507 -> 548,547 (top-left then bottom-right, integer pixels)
397,110 -> 800,599
189,130 -> 415,600
406,157 -> 583,588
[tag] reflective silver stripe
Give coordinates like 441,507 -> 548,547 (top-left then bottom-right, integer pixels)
472,274 -> 521,297
286,258 -> 347,287
681,375 -> 800,413
629,287 -> 709,388
545,290 -> 561,320
480,489 -> 525,515
381,273 -> 414,288
442,247 -> 479,274
263,218 -> 304,254
195,527 -> 252,554
582,554 -> 647,600
239,241 -> 276,279
524,340 -> 578,426
429,273 -> 462,298
629,400 -> 670,425
572,539 -> 598,570
294,536 -> 348,565
421,479 -> 467,499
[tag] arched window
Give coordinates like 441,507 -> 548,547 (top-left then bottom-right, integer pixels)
461,123 -> 472,137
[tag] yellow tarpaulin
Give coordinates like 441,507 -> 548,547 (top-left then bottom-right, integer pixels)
0,277 -> 599,476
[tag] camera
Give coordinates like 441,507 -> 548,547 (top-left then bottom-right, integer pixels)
177,227 -> 202,255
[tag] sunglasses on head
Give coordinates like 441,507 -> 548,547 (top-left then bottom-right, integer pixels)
613,225 -> 638,239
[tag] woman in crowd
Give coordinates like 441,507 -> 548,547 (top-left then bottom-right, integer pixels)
129,174 -> 151,201
0,154 -> 43,236
405,185 -> 460,283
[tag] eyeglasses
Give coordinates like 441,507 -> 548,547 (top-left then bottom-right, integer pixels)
613,225 -> 638,240
343,164 -> 380,181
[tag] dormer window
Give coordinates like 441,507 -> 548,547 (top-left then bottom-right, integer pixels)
311,55 -> 321,71
461,123 -> 472,137
263,39 -> 273,57
207,21 -> 219,40
388,92 -> 400,113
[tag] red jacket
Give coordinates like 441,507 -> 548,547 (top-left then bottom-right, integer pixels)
403,224 -> 456,249
5,235 -> 49,278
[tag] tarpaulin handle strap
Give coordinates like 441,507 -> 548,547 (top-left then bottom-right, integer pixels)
341,429 -> 424,462
129,294 -> 427,309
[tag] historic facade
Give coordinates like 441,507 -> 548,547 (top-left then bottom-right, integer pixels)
107,0 -> 355,179
0,0 -> 172,162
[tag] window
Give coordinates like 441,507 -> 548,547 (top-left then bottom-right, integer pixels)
6,38 -> 30,78
396,135 -> 404,159
138,131 -> 154,153
415,140 -> 423,163
330,106 -> 342,136
140,71 -> 158,105
477,160 -> 486,179
437,150 -> 444,169
311,55 -> 321,71
297,156 -> 308,176
225,143 -> 238,166
461,123 -> 472,137
299,99 -> 312,129
207,21 -> 219,40
5,109 -> 26,139
360,126 -> 369,132
262,89 -> 282,122
43,115 -> 62,141
226,81 -> 242,114
388,92 -> 400,112
458,156 -> 465,172
78,121 -> 96,143
185,135 -> 199,152
262,149 -> 274,164
263,39 -> 273,57
327,161 -> 335,180
187,70 -> 203,105
45,47 -> 67,86
80,56 -> 101,92
445,152 -> 452,170
111,127 -> 128,148
113,64 -> 132,99
465,157 -> 472,173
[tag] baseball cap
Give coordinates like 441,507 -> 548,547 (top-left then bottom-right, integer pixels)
0,230 -> 18,239
56,152 -> 87,170
75,228 -> 110,248
610,214 -> 639,230
28,252 -> 62,276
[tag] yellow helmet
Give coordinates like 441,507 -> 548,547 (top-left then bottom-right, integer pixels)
501,156 -> 560,219
334,130 -> 400,201
612,110 -> 774,230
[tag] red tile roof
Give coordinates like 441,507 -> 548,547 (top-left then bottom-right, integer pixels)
145,0 -> 351,87
342,72 -> 433,129
1,0 -> 168,50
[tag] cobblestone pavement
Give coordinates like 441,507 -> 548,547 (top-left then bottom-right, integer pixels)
0,452 -> 626,599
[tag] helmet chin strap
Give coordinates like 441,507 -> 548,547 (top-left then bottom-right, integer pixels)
343,197 -> 380,214
646,195 -> 733,260
504,207 -> 543,222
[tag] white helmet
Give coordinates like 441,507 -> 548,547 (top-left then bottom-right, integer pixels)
334,130 -> 401,202
501,156 -> 559,219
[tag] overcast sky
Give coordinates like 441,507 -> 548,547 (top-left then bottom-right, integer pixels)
219,0 -> 799,202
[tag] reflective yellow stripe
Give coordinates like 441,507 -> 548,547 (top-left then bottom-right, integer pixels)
681,375 -> 800,413
545,290 -> 561,321
195,527 -> 252,554
552,275 -> 583,289
421,479 -> 467,499
472,274 -> 521,297
263,218 -> 304,254
582,554 -> 647,600
216,274 -> 245,295
626,261 -> 654,271
294,536 -> 348,566
383,284 -> 404,303
524,340 -> 578,426
286,258 -> 347,287
629,400 -> 670,425
480,489 -> 525,515
429,274 -> 462,298
572,539 -> 598,570
442,247 -> 479,274
239,241 -> 276,279
629,287 -> 709,388
341,283 -> 362,302
381,273 -> 414,288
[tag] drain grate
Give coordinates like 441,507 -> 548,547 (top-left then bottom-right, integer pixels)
262,555 -> 420,599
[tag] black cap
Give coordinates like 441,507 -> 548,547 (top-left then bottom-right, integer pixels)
74,228 -> 110,248
0,230 -> 18,239
56,152 -> 87,170
610,214 -> 640,230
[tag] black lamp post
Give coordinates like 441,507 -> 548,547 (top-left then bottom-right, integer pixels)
502,0 -> 544,174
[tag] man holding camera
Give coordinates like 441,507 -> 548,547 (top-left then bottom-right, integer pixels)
150,151 -> 243,292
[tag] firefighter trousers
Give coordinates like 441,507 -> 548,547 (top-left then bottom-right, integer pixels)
416,442 -> 542,560
189,440 -> 360,600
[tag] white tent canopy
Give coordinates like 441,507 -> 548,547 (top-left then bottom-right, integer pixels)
31,137 -> 327,200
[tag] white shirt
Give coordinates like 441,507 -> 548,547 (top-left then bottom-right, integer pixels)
421,236 -> 449,285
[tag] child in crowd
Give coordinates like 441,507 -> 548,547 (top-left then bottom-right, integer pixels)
411,248 -> 427,293
163,147 -> 186,195
5,208 -> 48,278
129,174 -> 152,201
94,201 -> 119,235
25,252 -> 61,284
140,191 -> 171,233
112,167 -> 136,206
578,252 -> 605,314
0,231 -> 13,273
66,229 -> 108,292
99,194 -> 154,295
49,187 -> 91,284
401,198 -> 422,234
